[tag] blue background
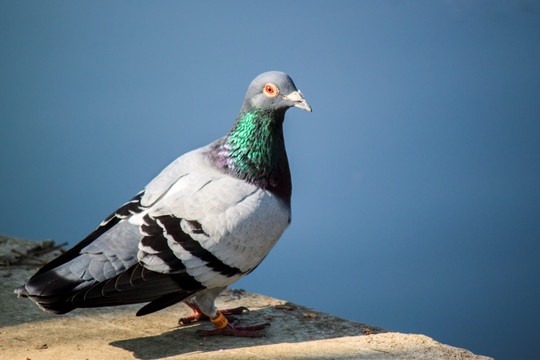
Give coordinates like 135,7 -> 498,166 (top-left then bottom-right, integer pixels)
1,2 -> 539,359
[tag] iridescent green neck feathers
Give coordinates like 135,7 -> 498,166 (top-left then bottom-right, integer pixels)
227,110 -> 282,177
212,109 -> 291,201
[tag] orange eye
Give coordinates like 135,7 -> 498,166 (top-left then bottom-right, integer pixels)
263,83 -> 279,98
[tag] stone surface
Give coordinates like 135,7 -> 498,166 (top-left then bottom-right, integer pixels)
0,235 -> 493,359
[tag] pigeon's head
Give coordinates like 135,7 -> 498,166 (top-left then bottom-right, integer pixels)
241,71 -> 311,114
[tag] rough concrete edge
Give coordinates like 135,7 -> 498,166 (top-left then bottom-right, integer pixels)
0,235 -> 494,360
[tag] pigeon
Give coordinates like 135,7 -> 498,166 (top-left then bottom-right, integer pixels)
15,71 -> 311,337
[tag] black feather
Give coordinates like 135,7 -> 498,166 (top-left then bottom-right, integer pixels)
68,264 -> 204,311
156,215 -> 244,277
136,292 -> 192,316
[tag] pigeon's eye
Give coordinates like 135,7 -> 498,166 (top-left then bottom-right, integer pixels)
263,83 -> 279,98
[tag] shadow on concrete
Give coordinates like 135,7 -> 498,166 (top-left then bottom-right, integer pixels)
110,305 -> 384,359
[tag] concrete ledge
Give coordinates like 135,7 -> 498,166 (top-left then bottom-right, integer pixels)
0,235 -> 492,359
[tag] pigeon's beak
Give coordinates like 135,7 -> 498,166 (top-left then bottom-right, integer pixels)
284,90 -> 312,112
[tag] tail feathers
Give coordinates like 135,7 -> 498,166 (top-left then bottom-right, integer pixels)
15,284 -> 77,314
15,269 -> 86,314
14,285 -> 28,298
17,263 -> 204,315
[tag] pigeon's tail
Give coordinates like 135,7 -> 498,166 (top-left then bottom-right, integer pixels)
15,288 -> 77,314
15,263 -> 204,316
14,273 -> 80,314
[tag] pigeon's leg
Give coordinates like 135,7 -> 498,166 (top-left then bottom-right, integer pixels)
178,301 -> 209,325
178,300 -> 248,325
182,287 -> 268,337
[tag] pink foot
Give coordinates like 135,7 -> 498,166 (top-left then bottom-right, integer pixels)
199,320 -> 268,337
178,302 -> 248,325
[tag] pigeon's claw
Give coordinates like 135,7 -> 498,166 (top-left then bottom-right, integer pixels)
220,306 -> 249,316
199,320 -> 268,338
179,312 -> 207,325
178,302 -> 249,325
